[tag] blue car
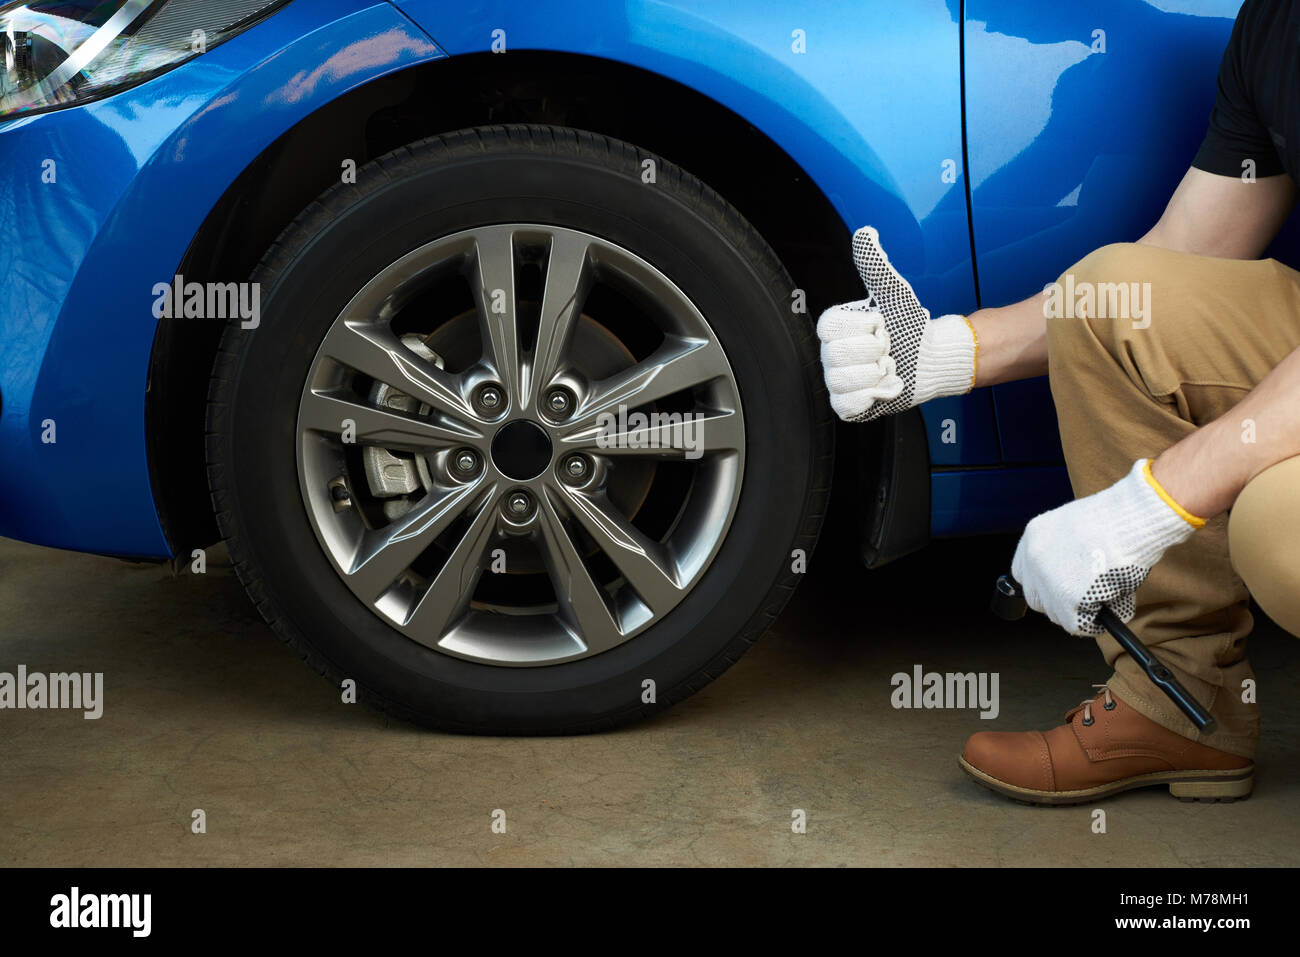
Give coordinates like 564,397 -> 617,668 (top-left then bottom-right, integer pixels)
1,0 -> 1278,731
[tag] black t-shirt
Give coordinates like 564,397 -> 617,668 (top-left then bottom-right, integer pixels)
1194,0 -> 1300,181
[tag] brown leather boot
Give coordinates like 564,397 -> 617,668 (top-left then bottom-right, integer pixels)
959,686 -> 1253,805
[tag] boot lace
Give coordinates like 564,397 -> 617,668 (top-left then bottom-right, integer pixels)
1079,685 -> 1114,726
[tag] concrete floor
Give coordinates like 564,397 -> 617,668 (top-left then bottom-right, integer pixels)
1,530 -> 1297,867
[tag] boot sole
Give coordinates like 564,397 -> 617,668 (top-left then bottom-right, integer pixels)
958,757 -> 1254,806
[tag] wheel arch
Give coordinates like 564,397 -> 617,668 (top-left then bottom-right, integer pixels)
149,50 -> 879,555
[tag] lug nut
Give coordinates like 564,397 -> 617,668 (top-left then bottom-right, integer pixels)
545,388 -> 573,418
505,490 -> 533,518
453,449 -> 479,475
562,454 -> 589,481
476,384 -> 504,413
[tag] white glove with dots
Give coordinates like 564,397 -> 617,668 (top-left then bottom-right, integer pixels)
817,226 -> 976,422
1011,458 -> 1204,636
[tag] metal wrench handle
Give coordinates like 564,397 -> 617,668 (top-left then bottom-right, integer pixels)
991,574 -> 1217,734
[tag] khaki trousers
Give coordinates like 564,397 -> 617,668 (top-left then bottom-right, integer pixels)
1046,243 -> 1300,759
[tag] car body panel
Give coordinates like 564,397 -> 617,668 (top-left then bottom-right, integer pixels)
931,465 -> 1074,538
0,0 -> 443,557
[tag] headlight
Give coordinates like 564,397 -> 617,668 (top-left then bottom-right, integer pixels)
0,0 -> 288,119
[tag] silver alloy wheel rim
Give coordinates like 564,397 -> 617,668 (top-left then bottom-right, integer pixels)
295,224 -> 745,666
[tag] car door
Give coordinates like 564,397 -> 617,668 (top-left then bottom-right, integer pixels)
963,0 -> 1252,464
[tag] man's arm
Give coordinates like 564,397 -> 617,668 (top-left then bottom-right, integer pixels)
818,170 -> 1294,418
1139,166 -> 1295,259
966,167 -> 1295,388
1153,343 -> 1300,519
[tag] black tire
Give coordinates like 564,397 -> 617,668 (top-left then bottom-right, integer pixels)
206,124 -> 833,733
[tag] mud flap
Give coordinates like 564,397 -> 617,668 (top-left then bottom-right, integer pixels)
859,408 -> 931,568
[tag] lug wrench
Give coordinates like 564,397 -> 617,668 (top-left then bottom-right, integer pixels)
991,574 -> 1217,734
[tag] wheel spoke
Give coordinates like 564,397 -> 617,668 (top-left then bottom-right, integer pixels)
320,319 -> 474,422
404,485 -> 501,642
536,487 -> 623,653
345,480 -> 486,600
469,229 -> 521,399
557,408 -> 742,460
554,483 -> 682,615
300,388 -> 481,449
528,231 -> 593,409
567,336 -> 731,432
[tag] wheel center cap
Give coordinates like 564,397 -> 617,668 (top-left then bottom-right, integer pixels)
491,419 -> 553,480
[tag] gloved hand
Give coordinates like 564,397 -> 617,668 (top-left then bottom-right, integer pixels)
1011,458 -> 1205,636
817,226 -> 976,422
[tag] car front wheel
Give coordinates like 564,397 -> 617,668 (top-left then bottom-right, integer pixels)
207,125 -> 832,733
